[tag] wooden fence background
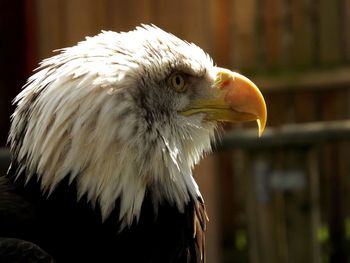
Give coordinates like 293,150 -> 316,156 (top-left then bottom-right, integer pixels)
0,0 -> 350,262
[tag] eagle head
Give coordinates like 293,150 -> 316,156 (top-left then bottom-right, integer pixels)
9,25 -> 266,227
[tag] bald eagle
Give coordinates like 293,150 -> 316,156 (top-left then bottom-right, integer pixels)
0,25 -> 266,262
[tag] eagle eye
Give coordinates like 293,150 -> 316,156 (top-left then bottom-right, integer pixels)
169,73 -> 186,93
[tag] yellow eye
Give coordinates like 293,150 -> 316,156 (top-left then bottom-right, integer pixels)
170,74 -> 186,92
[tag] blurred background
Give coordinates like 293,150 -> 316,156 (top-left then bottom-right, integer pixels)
1,0 -> 350,262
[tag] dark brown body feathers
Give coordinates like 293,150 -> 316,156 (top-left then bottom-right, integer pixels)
0,163 -> 207,262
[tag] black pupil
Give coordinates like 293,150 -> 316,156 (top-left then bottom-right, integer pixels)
175,76 -> 181,86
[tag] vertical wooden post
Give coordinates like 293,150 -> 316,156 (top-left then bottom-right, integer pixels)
231,0 -> 257,69
308,148 -> 322,263
319,0 -> 341,63
339,0 -> 350,62
209,0 -> 231,67
290,0 -> 314,66
244,151 -> 260,263
261,0 -> 284,68
194,155 -> 221,263
24,0 -> 38,74
36,0 -> 66,59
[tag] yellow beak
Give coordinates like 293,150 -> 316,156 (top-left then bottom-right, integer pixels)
180,67 -> 267,137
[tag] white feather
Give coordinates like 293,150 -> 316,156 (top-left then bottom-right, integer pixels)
9,25 -> 217,228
